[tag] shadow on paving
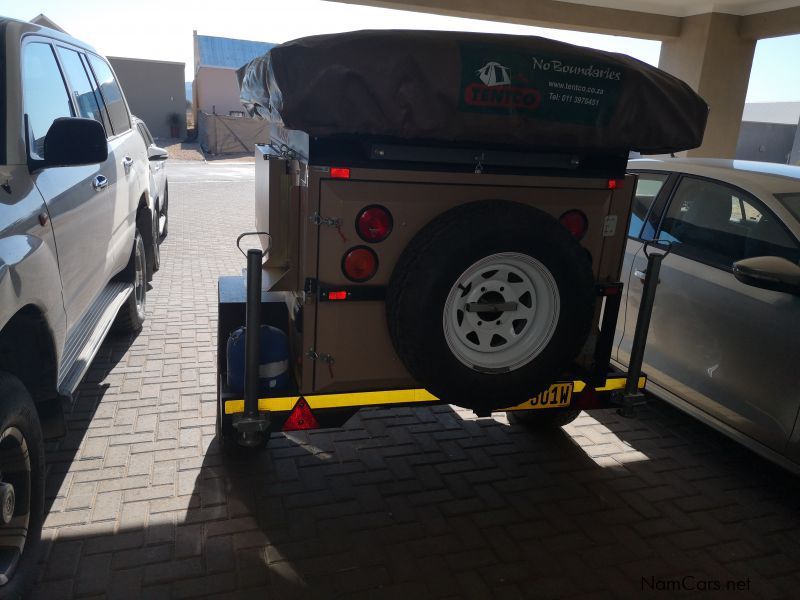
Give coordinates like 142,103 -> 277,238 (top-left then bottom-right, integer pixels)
34,392 -> 800,599
43,331 -> 137,516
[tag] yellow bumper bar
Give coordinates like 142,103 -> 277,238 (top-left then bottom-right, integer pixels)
223,375 -> 646,415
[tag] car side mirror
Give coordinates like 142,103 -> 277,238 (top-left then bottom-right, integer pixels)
148,146 -> 169,161
733,256 -> 800,295
43,117 -> 108,167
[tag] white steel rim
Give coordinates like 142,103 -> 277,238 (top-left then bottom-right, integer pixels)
443,252 -> 560,373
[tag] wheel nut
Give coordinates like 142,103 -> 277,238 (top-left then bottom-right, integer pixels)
0,483 -> 15,525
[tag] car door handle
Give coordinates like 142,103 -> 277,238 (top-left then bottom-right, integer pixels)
92,175 -> 108,191
122,156 -> 133,173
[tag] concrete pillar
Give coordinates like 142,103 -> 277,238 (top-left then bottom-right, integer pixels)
658,13 -> 756,158
789,116 -> 800,165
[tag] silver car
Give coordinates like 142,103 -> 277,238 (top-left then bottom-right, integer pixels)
615,158 -> 800,472
133,116 -> 169,242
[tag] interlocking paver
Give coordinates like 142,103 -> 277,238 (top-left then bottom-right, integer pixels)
31,162 -> 800,598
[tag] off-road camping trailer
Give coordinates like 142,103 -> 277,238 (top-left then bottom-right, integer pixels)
216,30 -> 707,450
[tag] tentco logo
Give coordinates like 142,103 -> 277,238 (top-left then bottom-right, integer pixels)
476,61 -> 511,86
464,82 -> 542,111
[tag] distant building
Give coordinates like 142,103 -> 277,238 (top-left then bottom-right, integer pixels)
108,57 -> 186,139
193,32 -> 275,119
737,101 -> 800,165
30,13 -> 68,34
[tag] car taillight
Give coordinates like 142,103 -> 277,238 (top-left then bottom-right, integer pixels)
559,210 -> 589,240
356,205 -> 393,243
342,246 -> 378,282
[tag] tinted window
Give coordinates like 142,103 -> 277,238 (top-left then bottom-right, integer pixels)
138,122 -> 154,146
57,47 -> 111,135
739,197 -> 800,264
629,173 -> 668,238
659,177 -> 800,268
777,193 -> 800,223
87,55 -> 130,134
22,42 -> 73,159
135,123 -> 149,153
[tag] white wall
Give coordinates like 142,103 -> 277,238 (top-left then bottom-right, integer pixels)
196,66 -> 246,116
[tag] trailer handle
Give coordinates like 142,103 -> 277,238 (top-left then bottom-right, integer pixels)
236,231 -> 272,259
620,239 -> 672,417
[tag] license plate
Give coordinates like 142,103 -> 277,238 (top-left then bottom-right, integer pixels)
521,382 -> 573,410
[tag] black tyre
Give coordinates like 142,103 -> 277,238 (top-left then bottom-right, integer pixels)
386,200 -> 594,414
506,408 -> 581,430
114,229 -> 147,334
158,182 -> 169,242
0,373 -> 46,598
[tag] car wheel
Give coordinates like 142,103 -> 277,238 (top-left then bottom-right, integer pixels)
386,200 -> 595,414
0,373 -> 46,598
158,182 -> 169,242
506,408 -> 581,430
114,229 -> 147,334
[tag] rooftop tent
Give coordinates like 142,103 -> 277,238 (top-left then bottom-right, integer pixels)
239,29 -> 708,154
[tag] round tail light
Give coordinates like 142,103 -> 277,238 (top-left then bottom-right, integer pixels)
342,246 -> 378,282
356,205 -> 393,243
559,210 -> 589,240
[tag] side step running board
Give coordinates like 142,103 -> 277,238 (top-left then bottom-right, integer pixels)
57,282 -> 132,396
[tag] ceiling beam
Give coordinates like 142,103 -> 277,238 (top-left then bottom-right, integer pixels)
740,5 -> 800,39
326,0 -> 682,40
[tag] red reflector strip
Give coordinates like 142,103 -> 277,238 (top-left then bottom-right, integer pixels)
281,397 -> 320,431
330,167 -> 351,179
607,178 -> 624,190
327,291 -> 347,300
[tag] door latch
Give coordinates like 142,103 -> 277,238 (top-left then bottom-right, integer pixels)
309,212 -> 340,227
306,349 -> 335,378
309,213 -> 346,242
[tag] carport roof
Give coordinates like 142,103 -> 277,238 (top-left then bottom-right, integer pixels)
196,34 -> 275,69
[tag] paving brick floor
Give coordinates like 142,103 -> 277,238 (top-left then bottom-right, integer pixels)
32,165 -> 800,599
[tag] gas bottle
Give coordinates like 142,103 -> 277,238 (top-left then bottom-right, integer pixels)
226,325 -> 289,394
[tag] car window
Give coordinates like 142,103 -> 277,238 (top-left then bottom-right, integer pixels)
777,193 -> 800,223
56,47 -> 112,136
628,173 -> 668,238
136,123 -> 150,153
22,42 -> 74,160
86,54 -> 130,135
739,197 -> 800,264
138,122 -> 154,146
659,176 -> 800,269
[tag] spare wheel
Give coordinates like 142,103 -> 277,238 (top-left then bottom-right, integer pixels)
386,200 -> 595,414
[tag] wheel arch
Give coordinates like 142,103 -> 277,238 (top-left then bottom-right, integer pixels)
0,305 -> 59,405
135,193 -> 157,281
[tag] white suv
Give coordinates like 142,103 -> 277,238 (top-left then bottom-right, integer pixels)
0,16 -> 157,593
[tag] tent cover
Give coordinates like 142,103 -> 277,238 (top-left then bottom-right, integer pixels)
238,30 -> 708,154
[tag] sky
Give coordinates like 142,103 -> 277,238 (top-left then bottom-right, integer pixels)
2,0 -> 798,103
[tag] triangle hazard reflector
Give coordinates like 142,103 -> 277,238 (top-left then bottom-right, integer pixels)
282,397 -> 320,431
